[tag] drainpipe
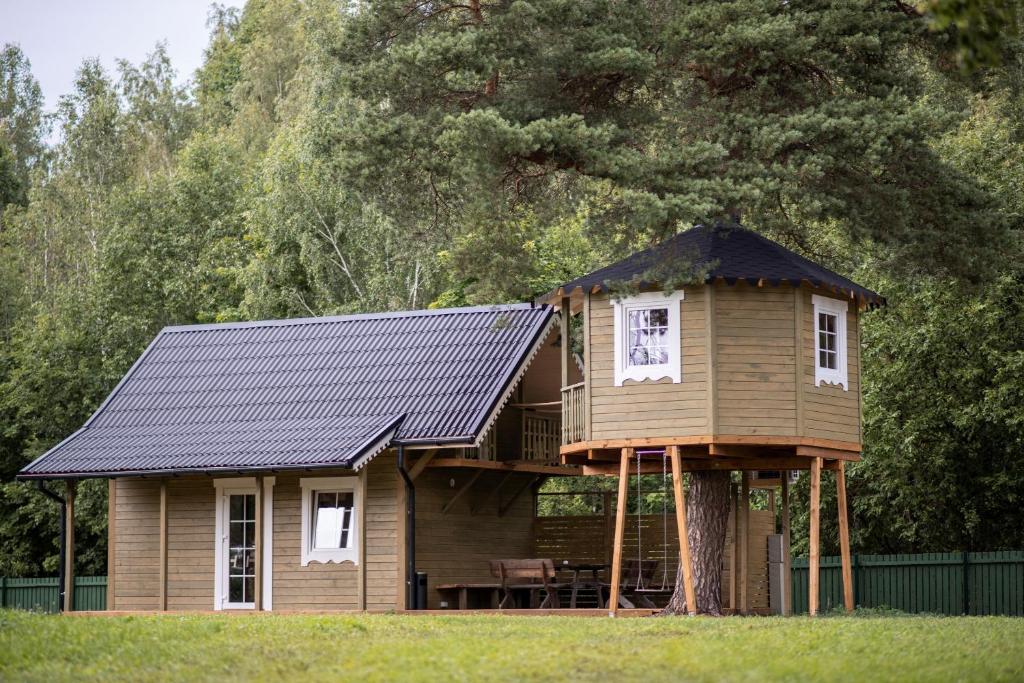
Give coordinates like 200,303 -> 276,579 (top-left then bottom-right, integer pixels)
36,481 -> 66,613
396,444 -> 416,610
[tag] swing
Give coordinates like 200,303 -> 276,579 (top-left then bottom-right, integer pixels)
624,449 -> 673,606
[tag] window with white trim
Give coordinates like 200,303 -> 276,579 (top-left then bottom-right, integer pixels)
812,294 -> 849,390
612,291 -> 684,386
300,477 -> 359,566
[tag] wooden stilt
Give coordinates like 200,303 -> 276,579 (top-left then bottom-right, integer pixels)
739,472 -> 750,615
809,456 -> 822,616
107,479 -> 116,611
729,484 -> 737,611
608,448 -> 632,617
837,461 -> 854,612
64,481 -> 76,613
159,481 -> 168,611
254,475 -> 263,611
668,446 -> 697,615
781,471 -> 792,616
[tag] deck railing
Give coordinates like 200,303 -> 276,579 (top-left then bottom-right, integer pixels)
522,412 -> 561,461
561,382 -> 585,445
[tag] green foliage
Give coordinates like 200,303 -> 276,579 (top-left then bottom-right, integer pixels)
2,0 -> 1024,578
1,611 -> 1023,681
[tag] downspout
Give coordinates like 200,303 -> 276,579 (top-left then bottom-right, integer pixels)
396,444 -> 416,610
36,481 -> 66,613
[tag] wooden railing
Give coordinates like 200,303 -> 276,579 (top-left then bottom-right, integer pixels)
561,382 -> 585,445
522,412 -> 561,461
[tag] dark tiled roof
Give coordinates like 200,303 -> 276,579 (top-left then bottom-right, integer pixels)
548,224 -> 882,305
20,304 -> 554,478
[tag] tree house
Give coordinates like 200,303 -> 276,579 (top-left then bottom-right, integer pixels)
540,223 -> 884,614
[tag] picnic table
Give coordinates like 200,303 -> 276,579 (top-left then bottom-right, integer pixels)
435,558 -> 675,610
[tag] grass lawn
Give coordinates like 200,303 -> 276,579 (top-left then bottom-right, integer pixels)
1,610 -> 1023,682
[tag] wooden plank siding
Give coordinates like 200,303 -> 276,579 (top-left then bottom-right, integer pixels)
581,283 -> 861,447
111,478 -> 161,610
165,478 -> 215,610
587,288 -> 709,440
715,283 -> 797,437
415,468 -> 536,609
799,288 -> 861,443
111,456 -> 400,612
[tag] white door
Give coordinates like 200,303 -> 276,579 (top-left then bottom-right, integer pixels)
221,489 -> 257,609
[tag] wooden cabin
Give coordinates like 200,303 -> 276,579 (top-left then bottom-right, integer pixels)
19,224 -> 880,615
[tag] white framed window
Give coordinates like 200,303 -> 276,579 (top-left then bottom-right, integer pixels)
812,294 -> 849,390
213,477 -> 274,611
612,290 -> 684,386
300,477 -> 359,566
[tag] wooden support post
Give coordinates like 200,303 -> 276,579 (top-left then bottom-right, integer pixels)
107,479 -> 116,611
809,456 -> 822,616
668,446 -> 696,615
254,475 -> 263,611
739,471 -> 750,615
837,461 -> 854,612
64,481 -> 76,613
729,484 -> 737,611
560,296 -> 571,389
608,448 -> 632,617
408,449 -> 438,481
442,470 -> 484,514
159,481 -> 168,611
781,471 -> 792,616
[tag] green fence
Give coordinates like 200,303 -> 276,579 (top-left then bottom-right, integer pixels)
0,577 -> 107,613
791,552 -> 1024,615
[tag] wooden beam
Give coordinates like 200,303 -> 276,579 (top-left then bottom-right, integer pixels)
254,475 -> 263,611
471,471 -> 515,514
729,484 -> 737,611
781,471 -> 792,616
582,456 -> 840,476
794,288 -> 806,435
668,446 -> 696,615
498,475 -> 540,517
562,435 -> 863,456
107,479 -> 116,611
426,458 -> 582,476
560,296 -> 571,389
795,445 -> 861,461
837,461 -> 854,612
408,449 -> 438,481
64,481 -> 76,613
159,481 -> 168,611
705,285 -> 718,436
441,470 -> 484,514
809,456 -> 822,616
709,443 -> 786,458
608,448 -> 632,617
739,472 -> 750,615
583,291 -> 592,441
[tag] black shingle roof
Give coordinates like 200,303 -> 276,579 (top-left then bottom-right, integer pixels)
546,224 -> 882,305
19,304 -> 554,478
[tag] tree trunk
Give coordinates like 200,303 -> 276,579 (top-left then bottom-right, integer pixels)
662,470 -> 731,615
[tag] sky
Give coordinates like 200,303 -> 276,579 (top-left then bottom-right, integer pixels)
1,0 -> 246,118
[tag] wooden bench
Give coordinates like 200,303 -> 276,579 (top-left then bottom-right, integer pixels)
490,559 -> 568,609
435,583 -> 502,610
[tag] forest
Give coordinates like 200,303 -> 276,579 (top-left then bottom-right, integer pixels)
1,0 -> 1022,577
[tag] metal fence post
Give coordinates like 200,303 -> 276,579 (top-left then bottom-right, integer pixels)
962,551 -> 970,615
0,576 -> 5,608
852,554 -> 859,607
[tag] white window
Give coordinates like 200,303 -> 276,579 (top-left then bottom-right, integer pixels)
300,477 -> 359,566
213,477 -> 274,611
612,291 -> 684,386
812,295 -> 849,390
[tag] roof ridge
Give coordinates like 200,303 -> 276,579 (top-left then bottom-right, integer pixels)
161,302 -> 546,334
